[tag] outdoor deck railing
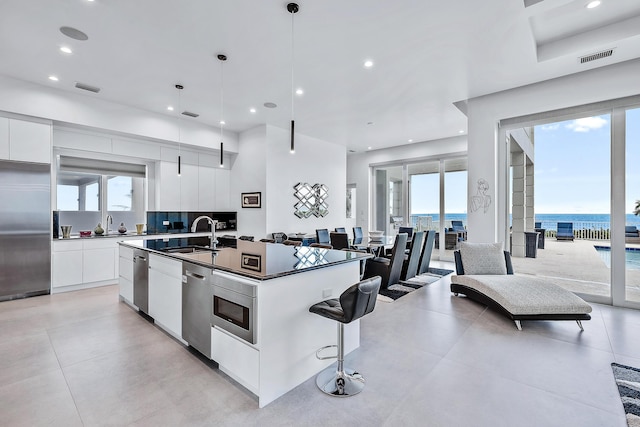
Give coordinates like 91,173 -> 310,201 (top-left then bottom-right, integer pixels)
409,216 -> 615,241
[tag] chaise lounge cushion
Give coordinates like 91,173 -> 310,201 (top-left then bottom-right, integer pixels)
459,242 -> 507,275
451,274 -> 592,316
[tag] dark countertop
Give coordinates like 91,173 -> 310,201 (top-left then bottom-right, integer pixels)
119,237 -> 371,281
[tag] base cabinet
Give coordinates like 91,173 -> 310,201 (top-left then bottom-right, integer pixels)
148,254 -> 182,338
211,327 -> 259,394
118,246 -> 134,302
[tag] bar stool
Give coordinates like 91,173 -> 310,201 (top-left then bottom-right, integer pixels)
308,276 -> 381,396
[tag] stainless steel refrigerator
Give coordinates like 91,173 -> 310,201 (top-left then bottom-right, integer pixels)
0,159 -> 51,301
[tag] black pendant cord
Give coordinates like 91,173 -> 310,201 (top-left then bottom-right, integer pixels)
218,54 -> 226,167
288,3 -> 298,154
176,84 -> 184,176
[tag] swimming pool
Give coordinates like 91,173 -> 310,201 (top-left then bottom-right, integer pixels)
594,246 -> 640,270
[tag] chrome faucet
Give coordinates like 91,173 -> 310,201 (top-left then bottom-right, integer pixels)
191,216 -> 218,249
106,214 -> 113,235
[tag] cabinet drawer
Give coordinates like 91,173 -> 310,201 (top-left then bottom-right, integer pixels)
119,256 -> 133,282
119,245 -> 134,261
83,238 -> 117,250
53,240 -> 83,252
149,254 -> 182,278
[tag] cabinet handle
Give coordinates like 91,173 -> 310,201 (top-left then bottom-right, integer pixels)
186,271 -> 206,280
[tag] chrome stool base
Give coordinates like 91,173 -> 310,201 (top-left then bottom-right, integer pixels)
315,366 -> 365,397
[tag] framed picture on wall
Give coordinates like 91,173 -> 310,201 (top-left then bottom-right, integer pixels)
242,192 -> 261,208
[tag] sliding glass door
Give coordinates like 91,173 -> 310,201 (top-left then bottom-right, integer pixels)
625,107 -> 640,304
373,157 -> 467,261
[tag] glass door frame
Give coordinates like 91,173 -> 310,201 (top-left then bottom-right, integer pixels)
370,154 -> 467,261
498,96 -> 640,309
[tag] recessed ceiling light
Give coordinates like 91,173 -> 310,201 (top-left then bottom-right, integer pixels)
586,1 -> 601,8
408,139 -> 413,143
167,106 -> 174,111
60,46 -> 72,54
48,75 -> 59,81
459,130 -> 465,134
364,60 -> 374,68
295,88 -> 304,95
220,120 -> 225,125
367,146 -> 372,150
249,108 -> 256,113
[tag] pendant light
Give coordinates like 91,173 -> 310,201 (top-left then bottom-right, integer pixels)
218,54 -> 227,167
287,3 -> 299,154
175,84 -> 184,176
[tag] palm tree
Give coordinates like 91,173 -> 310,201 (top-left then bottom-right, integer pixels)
635,200 -> 640,216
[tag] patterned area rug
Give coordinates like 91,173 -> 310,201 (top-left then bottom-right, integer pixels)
612,363 -> 640,427
377,267 -> 454,302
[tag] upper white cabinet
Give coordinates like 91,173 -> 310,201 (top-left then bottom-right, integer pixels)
4,119 -> 52,164
0,118 -> 9,159
215,168 -> 230,209
157,160 -> 182,210
198,165 -> 216,210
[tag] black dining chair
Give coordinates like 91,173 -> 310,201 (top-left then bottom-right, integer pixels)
282,239 -> 302,246
362,233 -> 408,290
417,230 -> 436,275
316,228 -> 330,245
272,232 -> 288,243
398,226 -> 414,239
330,232 -> 350,250
335,227 -> 346,233
352,227 -> 363,245
400,231 -> 425,281
310,243 -> 333,249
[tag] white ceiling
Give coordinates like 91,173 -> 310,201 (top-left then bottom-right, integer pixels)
0,0 -> 639,153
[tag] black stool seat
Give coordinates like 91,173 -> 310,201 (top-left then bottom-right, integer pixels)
309,276 -> 380,324
308,276 -> 381,397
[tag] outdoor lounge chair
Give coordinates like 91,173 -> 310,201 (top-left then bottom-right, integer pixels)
450,220 -> 467,241
450,242 -> 592,330
556,222 -> 574,241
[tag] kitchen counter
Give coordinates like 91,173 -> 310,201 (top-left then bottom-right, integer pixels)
118,236 -> 370,407
119,237 -> 371,280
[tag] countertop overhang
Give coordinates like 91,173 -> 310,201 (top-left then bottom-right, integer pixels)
119,237 -> 371,280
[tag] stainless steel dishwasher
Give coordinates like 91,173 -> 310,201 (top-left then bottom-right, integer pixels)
182,261 -> 214,358
133,249 -> 149,313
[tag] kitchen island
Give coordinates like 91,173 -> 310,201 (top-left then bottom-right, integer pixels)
118,237 -> 371,407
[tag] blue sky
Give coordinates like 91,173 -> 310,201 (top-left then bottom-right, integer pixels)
408,107 -> 640,215
536,108 -> 640,214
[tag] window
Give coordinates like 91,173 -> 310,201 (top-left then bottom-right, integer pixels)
56,156 -> 146,232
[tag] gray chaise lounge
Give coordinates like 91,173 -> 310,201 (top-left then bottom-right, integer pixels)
451,242 -> 592,330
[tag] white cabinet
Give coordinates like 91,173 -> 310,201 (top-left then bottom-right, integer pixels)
148,254 -> 182,338
215,168 -> 230,209
198,165 -> 216,210
180,163 -> 199,211
211,327 -> 259,394
6,119 -> 51,163
52,241 -> 83,288
0,117 -> 9,159
52,238 -> 120,290
83,248 -> 116,283
157,161 -> 181,210
119,245 -> 134,303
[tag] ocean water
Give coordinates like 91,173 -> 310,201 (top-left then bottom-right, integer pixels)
410,213 -> 640,231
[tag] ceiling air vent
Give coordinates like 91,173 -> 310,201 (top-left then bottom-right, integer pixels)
74,82 -> 101,93
579,49 -> 613,64
181,111 -> 199,118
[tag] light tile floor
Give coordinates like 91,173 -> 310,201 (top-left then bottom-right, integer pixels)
0,268 -> 633,426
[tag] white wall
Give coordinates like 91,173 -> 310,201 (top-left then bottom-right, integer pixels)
231,125 -> 347,240
0,74 -> 238,153
265,125 -> 347,237
231,126 -> 268,239
466,58 -> 640,244
346,136 -> 467,233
